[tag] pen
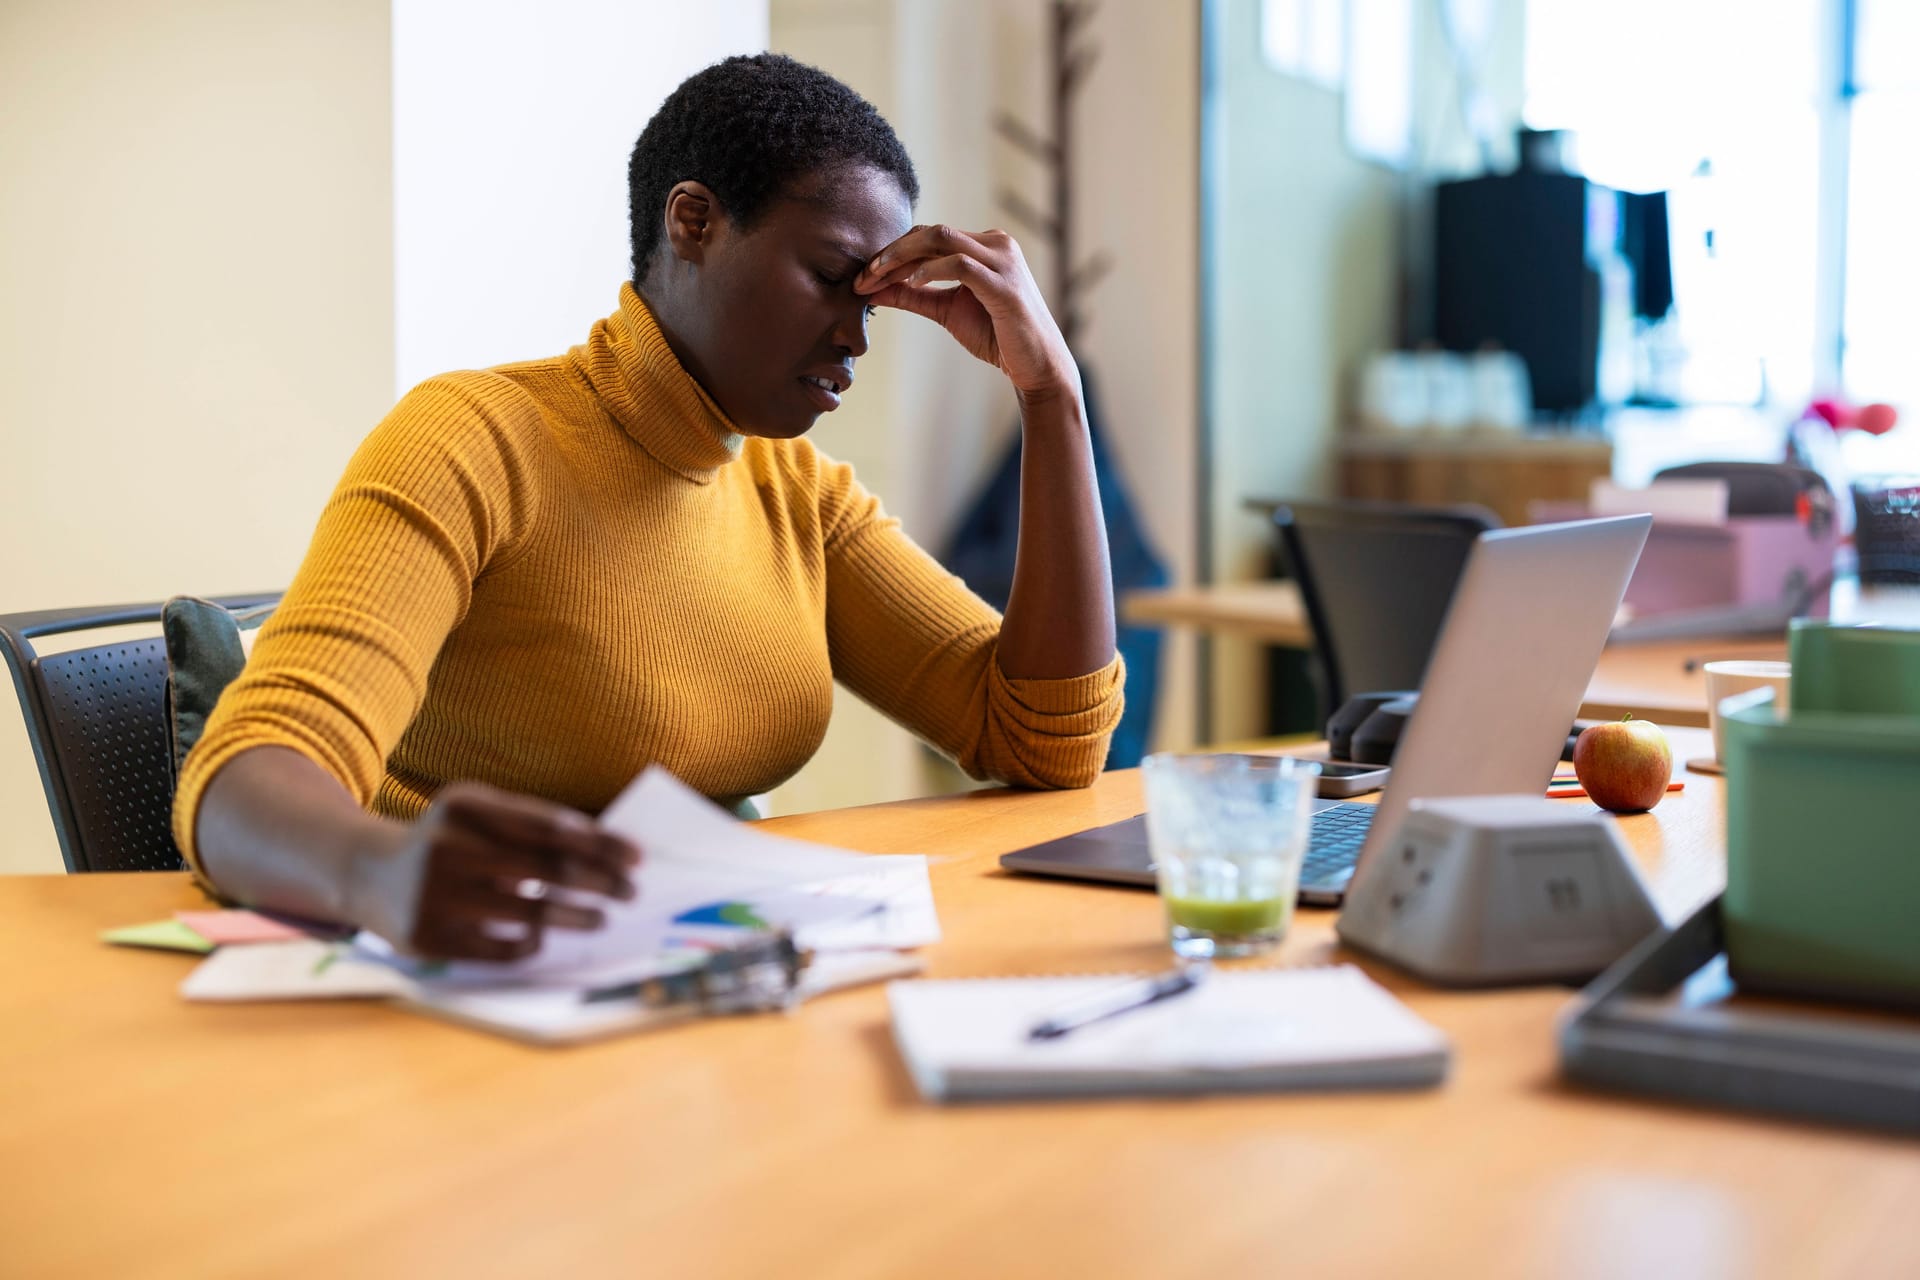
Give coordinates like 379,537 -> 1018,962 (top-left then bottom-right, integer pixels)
1026,964 -> 1207,1041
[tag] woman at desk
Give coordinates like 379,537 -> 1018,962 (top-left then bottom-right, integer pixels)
175,55 -> 1121,961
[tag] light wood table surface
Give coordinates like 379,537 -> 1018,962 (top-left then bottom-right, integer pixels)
3,727 -> 1915,1279
1121,579 -> 1316,649
1122,580 -> 1793,729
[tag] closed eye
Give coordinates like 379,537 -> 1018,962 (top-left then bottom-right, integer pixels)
815,269 -> 878,318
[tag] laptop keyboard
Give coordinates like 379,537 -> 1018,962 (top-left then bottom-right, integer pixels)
1302,803 -> 1375,888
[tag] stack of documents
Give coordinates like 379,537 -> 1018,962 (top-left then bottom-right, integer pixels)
181,768 -> 940,1043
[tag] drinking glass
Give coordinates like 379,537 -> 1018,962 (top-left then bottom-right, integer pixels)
1140,753 -> 1320,960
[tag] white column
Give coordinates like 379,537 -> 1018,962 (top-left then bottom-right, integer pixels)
392,0 -> 769,392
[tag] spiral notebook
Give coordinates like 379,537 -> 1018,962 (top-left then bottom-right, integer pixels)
888,964 -> 1449,1102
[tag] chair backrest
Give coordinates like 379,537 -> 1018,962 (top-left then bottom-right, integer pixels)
0,596 -> 278,873
1271,500 -> 1501,716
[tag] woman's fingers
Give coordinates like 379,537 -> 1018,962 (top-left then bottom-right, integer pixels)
414,919 -> 542,963
442,830 -> 635,903
861,281 -> 948,319
437,875 -> 608,933
897,252 -> 992,291
436,784 -> 639,897
456,934 -> 544,962
857,224 -> 998,292
856,222 -> 1070,395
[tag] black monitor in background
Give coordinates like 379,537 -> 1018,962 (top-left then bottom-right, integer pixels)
1434,170 -> 1600,415
1620,190 -> 1674,321
1433,172 -> 1674,418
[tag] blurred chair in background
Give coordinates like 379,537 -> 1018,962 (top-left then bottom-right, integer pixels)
1271,501 -> 1501,719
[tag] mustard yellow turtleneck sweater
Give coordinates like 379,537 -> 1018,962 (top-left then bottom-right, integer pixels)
173,285 -> 1124,874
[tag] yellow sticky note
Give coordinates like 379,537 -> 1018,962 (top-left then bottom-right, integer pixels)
102,920 -> 215,954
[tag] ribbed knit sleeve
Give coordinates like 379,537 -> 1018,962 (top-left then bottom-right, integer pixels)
171,372 -> 544,874
814,451 -> 1124,789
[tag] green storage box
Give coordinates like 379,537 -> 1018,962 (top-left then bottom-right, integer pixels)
1721,621 -> 1920,1009
1787,617 -> 1920,714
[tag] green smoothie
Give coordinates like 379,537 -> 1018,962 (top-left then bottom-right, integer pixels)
1162,894 -> 1286,935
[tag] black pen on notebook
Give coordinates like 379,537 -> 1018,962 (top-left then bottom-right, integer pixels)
1026,965 -> 1208,1041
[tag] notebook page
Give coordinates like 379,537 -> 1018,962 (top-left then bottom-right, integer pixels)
888,965 -> 1448,1097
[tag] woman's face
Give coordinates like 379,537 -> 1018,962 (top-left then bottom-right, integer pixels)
655,163 -> 915,439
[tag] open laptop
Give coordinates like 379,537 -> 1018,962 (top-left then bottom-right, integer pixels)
999,515 -> 1653,905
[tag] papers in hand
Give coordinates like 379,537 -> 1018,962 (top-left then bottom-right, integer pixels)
368,765 -> 940,990
888,965 -> 1449,1102
182,767 -> 938,1019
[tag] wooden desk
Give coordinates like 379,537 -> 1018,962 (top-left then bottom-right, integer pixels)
1122,581 -> 1790,729
3,728 -> 1915,1278
1121,579 -> 1314,649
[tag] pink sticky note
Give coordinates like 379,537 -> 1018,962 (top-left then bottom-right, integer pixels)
174,909 -> 306,945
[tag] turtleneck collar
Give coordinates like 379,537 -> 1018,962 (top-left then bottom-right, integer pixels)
569,282 -> 745,483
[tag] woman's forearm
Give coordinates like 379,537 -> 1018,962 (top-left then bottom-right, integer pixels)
192,745 -> 409,935
996,374 -> 1117,679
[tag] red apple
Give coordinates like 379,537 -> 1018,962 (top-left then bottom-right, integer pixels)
1572,717 -> 1673,812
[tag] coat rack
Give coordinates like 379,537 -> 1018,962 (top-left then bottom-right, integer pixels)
995,0 -> 1113,349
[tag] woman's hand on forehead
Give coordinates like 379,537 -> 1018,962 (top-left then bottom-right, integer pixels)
854,225 -> 1075,401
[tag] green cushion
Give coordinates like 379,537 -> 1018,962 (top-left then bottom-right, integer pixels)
162,596 -> 276,788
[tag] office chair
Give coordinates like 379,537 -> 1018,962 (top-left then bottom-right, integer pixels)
0,594 -> 279,872
1270,500 -> 1500,717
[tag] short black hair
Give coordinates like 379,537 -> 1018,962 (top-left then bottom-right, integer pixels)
628,53 -> 920,281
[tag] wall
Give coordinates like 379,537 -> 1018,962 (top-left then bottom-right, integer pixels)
765,0 -> 1203,817
0,0 -> 396,873
0,0 -> 769,872
764,0 -> 930,815
393,0 -> 767,389
1073,0 -> 1203,753
1203,0 -> 1528,743
1205,0 -> 1401,742
1,0 -> 1190,862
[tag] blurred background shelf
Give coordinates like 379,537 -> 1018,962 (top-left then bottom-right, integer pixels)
1338,432 -> 1614,528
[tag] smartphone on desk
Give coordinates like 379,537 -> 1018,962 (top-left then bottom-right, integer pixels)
1200,754 -> 1388,798
1316,761 -> 1390,798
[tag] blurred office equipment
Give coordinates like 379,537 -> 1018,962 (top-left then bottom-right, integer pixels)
1349,795 -> 1662,986
1536,468 -> 1839,635
1852,476 -> 1920,585
1355,348 -> 1530,435
1722,623 -> 1920,1009
1433,131 -> 1660,418
1563,622 -> 1920,1133
1270,499 -> 1499,716
1560,895 -> 1920,1134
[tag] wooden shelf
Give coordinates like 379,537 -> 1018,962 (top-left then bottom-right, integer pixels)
1338,430 -> 1613,526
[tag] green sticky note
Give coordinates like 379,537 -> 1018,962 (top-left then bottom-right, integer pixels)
102,919 -> 216,954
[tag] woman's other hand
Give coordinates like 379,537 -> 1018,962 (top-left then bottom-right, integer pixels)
357,782 -> 641,963
854,225 -> 1076,401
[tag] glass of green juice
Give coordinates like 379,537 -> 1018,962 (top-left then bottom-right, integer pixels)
1140,753 -> 1320,960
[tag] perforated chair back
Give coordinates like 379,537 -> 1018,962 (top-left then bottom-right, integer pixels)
0,596 -> 278,872
1271,501 -> 1500,715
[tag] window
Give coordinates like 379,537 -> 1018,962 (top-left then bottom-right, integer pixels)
1842,0 -> 1920,425
1523,0 -> 1827,409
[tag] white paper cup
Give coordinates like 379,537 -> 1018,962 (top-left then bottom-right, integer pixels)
1704,660 -> 1791,763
